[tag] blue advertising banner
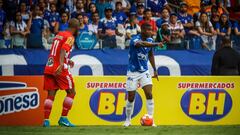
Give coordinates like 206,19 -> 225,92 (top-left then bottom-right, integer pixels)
0,49 -> 214,76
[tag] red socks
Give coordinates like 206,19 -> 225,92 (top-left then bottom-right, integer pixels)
61,94 -> 75,116
44,96 -> 55,119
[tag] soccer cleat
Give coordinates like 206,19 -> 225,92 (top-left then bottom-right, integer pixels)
152,123 -> 157,127
58,117 -> 75,127
43,119 -> 50,127
123,120 -> 131,127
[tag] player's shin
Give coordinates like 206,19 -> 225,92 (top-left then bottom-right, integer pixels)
61,93 -> 75,116
146,99 -> 154,117
44,96 -> 55,119
125,100 -> 135,121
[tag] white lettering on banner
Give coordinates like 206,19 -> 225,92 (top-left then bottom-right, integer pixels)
0,55 -> 27,76
148,56 -> 181,76
70,55 -> 104,76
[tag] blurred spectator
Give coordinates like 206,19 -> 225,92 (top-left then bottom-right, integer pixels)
0,0 -> 6,48
168,13 -> 185,50
216,13 -> 231,49
232,21 -> 240,49
3,21 -> 11,48
3,0 -> 18,21
210,6 -> 220,30
10,11 -> 29,48
98,7 -> 123,48
27,5 -> 44,48
39,10 -> 51,50
183,0 -> 200,16
216,13 -> 231,36
111,0 -> 131,12
88,12 -> 99,35
130,0 -> 141,13
77,13 -> 88,33
19,2 -> 30,23
54,12 -> 69,34
156,8 -> 169,28
125,12 -> 141,48
96,0 -> 112,19
178,2 -> 195,36
57,0 -> 70,14
156,21 -> 170,50
66,0 -> 74,14
193,1 -> 211,23
46,4 -> 60,33
38,0 -> 47,11
113,1 -> 127,25
147,0 -> 171,17
211,37 -> 240,75
233,21 -> 240,36
136,2 -> 144,22
87,3 -> 98,20
71,0 -> 85,18
139,8 -> 157,35
196,12 -> 216,50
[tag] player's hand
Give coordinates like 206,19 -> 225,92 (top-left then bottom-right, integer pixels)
68,60 -> 74,68
157,42 -> 164,48
55,65 -> 63,76
152,71 -> 159,81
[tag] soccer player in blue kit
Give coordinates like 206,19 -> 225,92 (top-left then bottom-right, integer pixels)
124,23 -> 163,127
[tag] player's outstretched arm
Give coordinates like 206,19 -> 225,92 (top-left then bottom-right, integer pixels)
149,49 -> 159,81
135,41 -> 163,48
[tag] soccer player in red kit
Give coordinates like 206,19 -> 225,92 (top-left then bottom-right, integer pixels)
43,18 -> 79,127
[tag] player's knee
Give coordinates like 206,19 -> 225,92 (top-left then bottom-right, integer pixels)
128,94 -> 135,102
146,93 -> 152,100
65,89 -> 75,99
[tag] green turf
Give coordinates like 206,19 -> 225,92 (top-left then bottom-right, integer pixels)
0,126 -> 240,135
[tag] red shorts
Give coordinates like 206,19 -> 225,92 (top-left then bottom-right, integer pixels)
44,74 -> 74,90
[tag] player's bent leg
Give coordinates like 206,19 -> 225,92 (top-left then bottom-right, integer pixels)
142,85 -> 156,127
124,91 -> 136,127
58,89 -> 76,127
43,90 -> 57,127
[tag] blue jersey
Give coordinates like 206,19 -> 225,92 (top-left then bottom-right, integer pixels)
233,21 -> 240,31
216,21 -> 232,33
98,17 -> 118,32
147,0 -> 168,13
0,9 -> 6,39
30,17 -> 44,34
79,24 -> 89,33
178,13 -> 193,33
59,22 -> 69,31
128,35 -> 153,72
113,11 -> 127,24
47,12 -> 60,31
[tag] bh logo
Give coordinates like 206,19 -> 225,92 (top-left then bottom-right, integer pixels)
181,89 -> 232,121
90,89 -> 142,122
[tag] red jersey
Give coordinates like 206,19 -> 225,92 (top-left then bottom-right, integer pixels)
44,31 -> 75,75
139,19 -> 157,32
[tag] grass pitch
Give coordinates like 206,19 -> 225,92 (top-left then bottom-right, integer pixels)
0,126 -> 239,135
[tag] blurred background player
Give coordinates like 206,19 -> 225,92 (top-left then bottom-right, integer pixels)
124,23 -> 162,127
43,18 -> 79,127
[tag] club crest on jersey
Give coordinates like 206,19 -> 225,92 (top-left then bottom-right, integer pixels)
0,81 -> 40,115
47,57 -> 54,67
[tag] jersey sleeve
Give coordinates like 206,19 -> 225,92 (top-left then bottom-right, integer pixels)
130,37 -> 141,47
62,36 -> 74,52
